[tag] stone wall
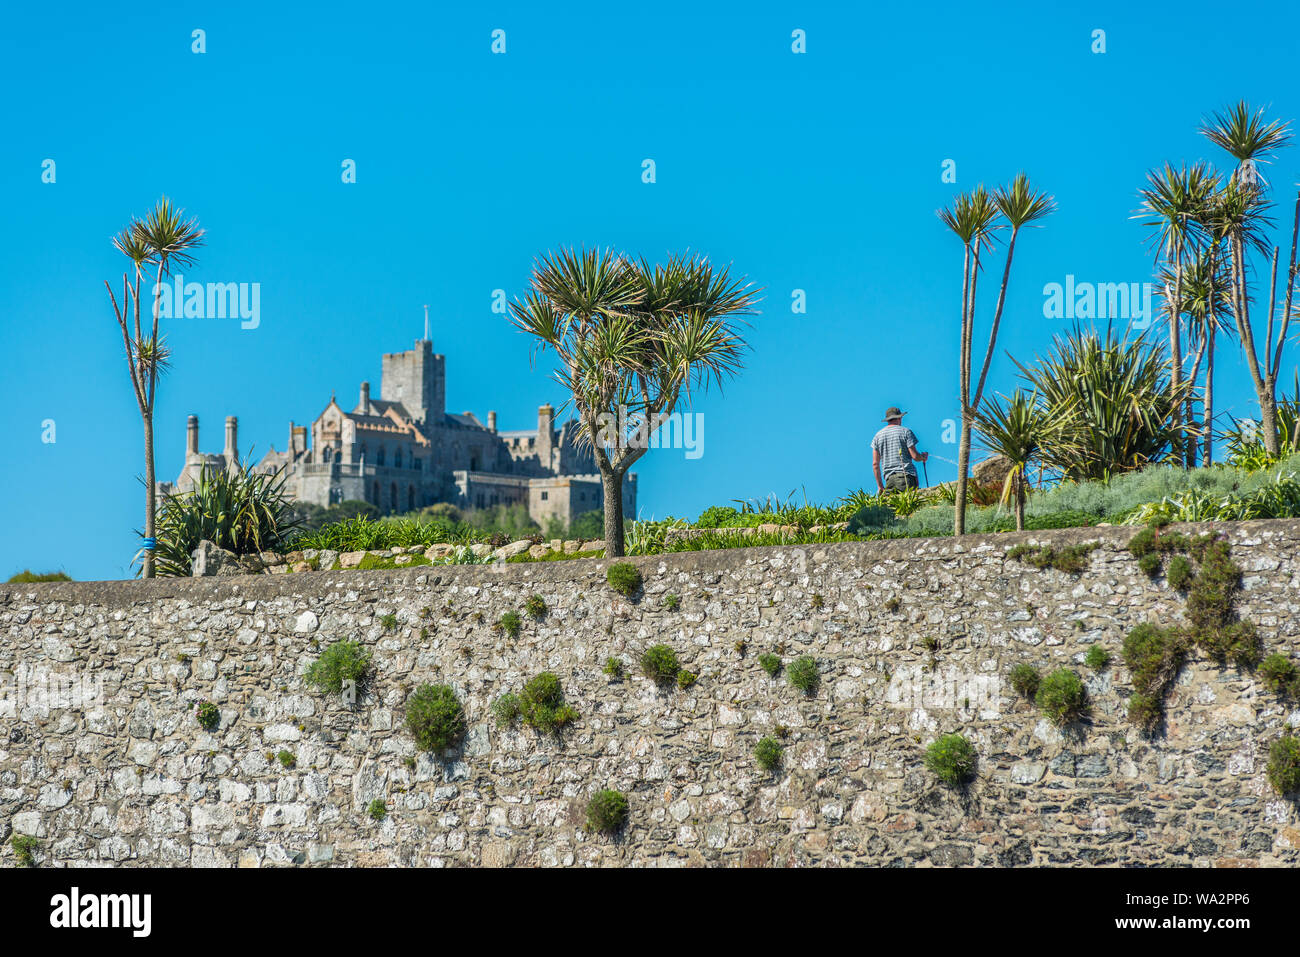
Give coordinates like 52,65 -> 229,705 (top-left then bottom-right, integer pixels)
3,520 -> 1300,867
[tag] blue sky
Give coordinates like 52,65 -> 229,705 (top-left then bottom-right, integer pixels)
3,0 -> 1299,581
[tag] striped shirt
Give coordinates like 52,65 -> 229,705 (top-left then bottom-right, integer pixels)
872,424 -> 919,480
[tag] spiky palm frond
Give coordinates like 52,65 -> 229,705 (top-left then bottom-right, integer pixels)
992,172 -> 1056,230
132,196 -> 205,273
1135,162 -> 1219,262
938,184 -> 1002,253
1199,101 -> 1292,187
1015,325 -> 1192,481
1160,249 -> 1233,347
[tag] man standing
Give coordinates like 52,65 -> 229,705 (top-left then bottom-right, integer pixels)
872,407 -> 928,492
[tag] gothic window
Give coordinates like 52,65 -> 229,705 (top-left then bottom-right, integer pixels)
413,458 -> 422,471
395,448 -> 403,468
323,447 -> 332,462
377,447 -> 386,467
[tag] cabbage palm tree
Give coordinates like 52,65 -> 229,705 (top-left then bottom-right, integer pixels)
104,198 -> 205,577
510,248 -> 758,556
973,389 -> 1073,530
1200,102 -> 1295,455
1160,245 -> 1232,465
939,175 -> 1054,535
1136,163 -> 1218,459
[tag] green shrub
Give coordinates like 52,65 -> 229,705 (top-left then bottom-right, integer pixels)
1083,645 -> 1111,671
663,593 -> 680,611
924,733 -> 976,787
277,750 -> 296,769
1008,663 -> 1040,699
378,613 -> 399,630
498,610 -> 523,638
1127,693 -> 1163,732
1166,554 -> 1194,590
304,640 -> 371,694
754,736 -> 783,771
586,789 -> 629,834
603,657 -> 625,679
493,692 -> 521,724
525,594 -> 547,619
1137,552 -> 1162,577
1005,542 -> 1100,573
6,569 -> 71,583
1035,669 -> 1086,726
677,670 -> 698,690
404,684 -> 466,752
1185,541 -> 1260,667
517,672 -> 578,733
1268,736 -> 1300,794
195,700 -> 220,731
11,835 -> 38,867
787,656 -> 819,695
607,562 -> 643,597
367,799 -> 388,821
759,653 -> 782,678
1260,653 -> 1299,696
150,459 -> 302,577
641,644 -> 680,684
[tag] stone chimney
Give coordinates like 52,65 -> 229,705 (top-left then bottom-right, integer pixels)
360,381 -> 371,414
488,410 -> 497,432
187,415 -> 199,456
224,416 -> 238,464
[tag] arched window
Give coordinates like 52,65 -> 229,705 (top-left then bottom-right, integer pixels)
323,447 -> 332,462
395,448 -> 403,469
377,446 -> 386,467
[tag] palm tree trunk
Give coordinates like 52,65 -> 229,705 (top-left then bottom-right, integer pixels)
955,418 -> 972,535
1169,257 -> 1184,462
601,468 -> 626,557
1202,329 -> 1215,467
1014,471 -> 1025,531
143,416 -> 156,578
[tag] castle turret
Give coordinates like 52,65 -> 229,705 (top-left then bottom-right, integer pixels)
187,415 -> 199,456
488,410 -> 497,432
537,404 -> 554,472
224,416 -> 238,465
360,381 -> 371,415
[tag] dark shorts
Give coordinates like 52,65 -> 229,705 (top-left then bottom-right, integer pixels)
885,471 -> 919,492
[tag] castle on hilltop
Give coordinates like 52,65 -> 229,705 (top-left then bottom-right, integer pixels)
162,338 -> 635,529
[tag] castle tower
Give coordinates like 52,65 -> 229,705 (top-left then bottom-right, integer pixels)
537,404 -> 555,472
380,338 -> 444,425
187,415 -> 199,456
360,381 -> 371,415
488,410 -> 497,432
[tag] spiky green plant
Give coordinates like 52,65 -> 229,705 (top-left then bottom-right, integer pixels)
1016,325 -> 1189,481
150,460 -> 301,576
